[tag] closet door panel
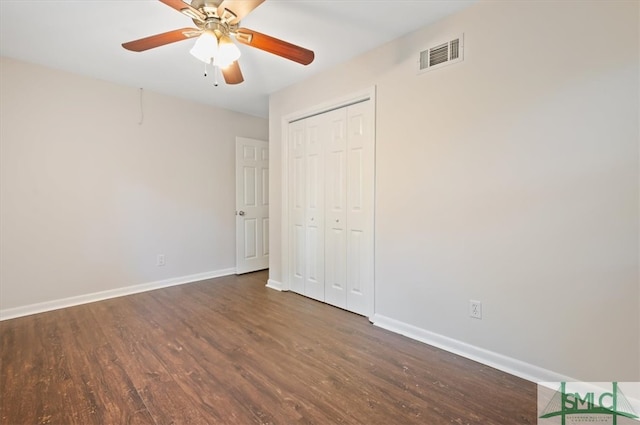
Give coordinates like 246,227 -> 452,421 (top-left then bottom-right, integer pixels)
304,115 -> 325,301
289,121 -> 306,294
346,102 -> 374,316
324,109 -> 348,309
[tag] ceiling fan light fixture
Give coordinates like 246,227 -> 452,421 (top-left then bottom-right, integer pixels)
190,31 -> 218,63
123,0 -> 314,85
216,35 -> 241,68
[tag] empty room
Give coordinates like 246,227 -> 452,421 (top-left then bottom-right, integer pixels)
1,0 -> 639,424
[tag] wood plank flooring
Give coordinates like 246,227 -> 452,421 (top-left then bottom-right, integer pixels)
1,271 -> 537,424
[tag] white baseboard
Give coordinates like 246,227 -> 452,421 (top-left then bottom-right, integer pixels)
370,313 -> 575,384
0,268 -> 236,321
0,276 -> 578,384
266,279 -> 285,291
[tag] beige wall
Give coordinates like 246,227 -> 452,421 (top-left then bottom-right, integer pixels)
0,57 -> 268,311
269,1 -> 639,381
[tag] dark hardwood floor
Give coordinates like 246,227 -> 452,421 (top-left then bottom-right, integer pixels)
1,271 -> 537,424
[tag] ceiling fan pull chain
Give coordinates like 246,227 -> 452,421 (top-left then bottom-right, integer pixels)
204,61 -> 208,77
213,65 -> 220,87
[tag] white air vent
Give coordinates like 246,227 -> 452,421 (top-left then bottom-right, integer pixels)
418,34 -> 464,74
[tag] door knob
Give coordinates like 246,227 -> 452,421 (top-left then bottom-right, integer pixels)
238,211 -> 245,216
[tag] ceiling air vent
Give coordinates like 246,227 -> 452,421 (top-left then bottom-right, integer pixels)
418,34 -> 464,74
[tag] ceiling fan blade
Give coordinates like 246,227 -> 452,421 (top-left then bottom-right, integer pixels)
235,28 -> 314,65
159,0 -> 206,22
222,61 -> 244,85
217,0 -> 265,24
122,28 -> 200,52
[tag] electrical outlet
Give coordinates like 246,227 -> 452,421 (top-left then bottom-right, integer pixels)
469,300 -> 482,319
157,254 -> 166,267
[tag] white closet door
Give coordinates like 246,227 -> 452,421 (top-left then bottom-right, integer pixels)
286,94 -> 375,316
324,108 -> 348,309
303,114 -> 325,301
289,120 -> 306,295
346,101 -> 375,316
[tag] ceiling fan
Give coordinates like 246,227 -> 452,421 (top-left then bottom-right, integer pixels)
122,0 -> 315,85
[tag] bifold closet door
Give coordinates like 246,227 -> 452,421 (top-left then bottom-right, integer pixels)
288,99 -> 374,316
288,114 -> 326,301
320,103 -> 374,314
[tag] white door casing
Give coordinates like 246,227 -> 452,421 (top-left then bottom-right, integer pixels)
235,137 -> 269,274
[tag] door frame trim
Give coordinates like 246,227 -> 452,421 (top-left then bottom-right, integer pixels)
280,86 -> 376,294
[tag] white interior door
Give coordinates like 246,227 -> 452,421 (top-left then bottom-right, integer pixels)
235,137 -> 269,274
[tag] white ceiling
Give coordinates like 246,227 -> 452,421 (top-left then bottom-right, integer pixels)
0,0 -> 476,118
